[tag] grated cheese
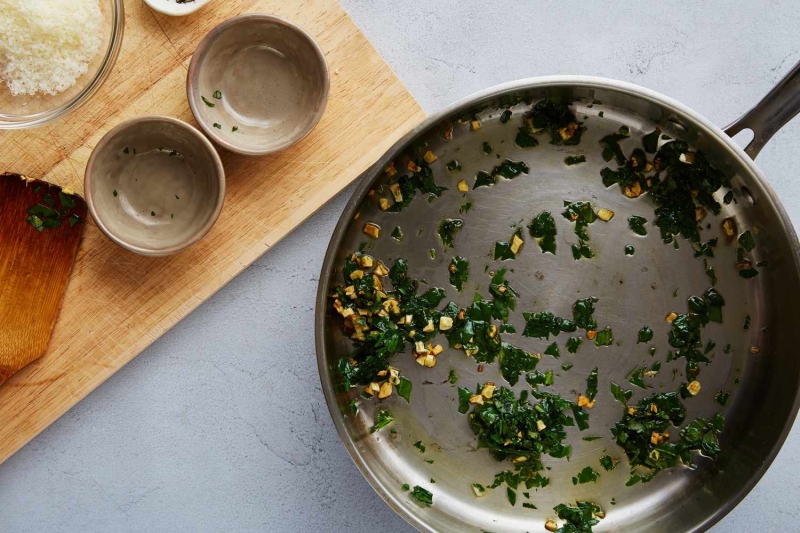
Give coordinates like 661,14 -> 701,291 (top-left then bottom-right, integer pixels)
0,0 -> 102,96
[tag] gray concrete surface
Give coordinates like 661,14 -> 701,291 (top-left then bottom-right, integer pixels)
2,1 -> 800,531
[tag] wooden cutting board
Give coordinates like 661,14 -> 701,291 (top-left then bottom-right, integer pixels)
0,0 -> 424,464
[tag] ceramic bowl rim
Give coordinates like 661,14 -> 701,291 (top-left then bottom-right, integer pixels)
186,13 -> 330,156
143,0 -> 210,17
84,115 -> 226,256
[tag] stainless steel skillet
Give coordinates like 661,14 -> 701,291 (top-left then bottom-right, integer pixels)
316,62 -> 800,532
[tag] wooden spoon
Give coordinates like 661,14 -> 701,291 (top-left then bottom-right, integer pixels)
0,173 -> 86,385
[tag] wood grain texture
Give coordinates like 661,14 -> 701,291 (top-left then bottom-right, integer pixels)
0,175 -> 87,384
0,0 -> 424,464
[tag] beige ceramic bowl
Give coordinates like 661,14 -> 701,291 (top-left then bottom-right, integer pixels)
85,116 -> 225,256
187,14 -> 329,156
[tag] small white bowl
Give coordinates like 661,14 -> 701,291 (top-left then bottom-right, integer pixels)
144,0 -> 210,17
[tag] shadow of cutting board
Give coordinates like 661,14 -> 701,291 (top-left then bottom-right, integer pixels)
0,0 -> 424,464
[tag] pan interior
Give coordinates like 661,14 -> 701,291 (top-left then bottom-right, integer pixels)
318,82 -> 800,533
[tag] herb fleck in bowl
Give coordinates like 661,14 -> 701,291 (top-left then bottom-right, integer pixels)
187,14 -> 329,156
85,116 -> 225,256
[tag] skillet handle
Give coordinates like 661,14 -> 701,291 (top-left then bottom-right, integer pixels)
724,60 -> 800,159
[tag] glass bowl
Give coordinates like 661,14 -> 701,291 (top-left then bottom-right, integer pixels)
0,0 -> 125,130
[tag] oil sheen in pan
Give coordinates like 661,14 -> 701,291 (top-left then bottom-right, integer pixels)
317,72 -> 800,533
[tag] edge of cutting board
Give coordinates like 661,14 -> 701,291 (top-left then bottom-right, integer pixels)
0,0 -> 425,464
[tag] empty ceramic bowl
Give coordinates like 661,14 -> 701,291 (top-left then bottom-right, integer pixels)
187,14 -> 329,156
85,116 -> 225,256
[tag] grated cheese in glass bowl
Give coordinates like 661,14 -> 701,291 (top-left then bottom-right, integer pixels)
0,0 -> 125,129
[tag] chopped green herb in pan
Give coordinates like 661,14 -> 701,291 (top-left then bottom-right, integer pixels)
544,342 -> 560,359
473,170 -> 495,189
522,310 -> 576,340
628,215 -> 647,236
566,336 -> 583,353
492,158 -> 529,179
565,155 -> 586,166
551,501 -> 604,532
524,98 -> 586,145
599,454 -> 619,471
448,256 -> 469,291
410,486 -> 433,507
391,226 -> 404,241
572,466 -> 599,485
494,228 -> 524,260
528,211 -> 557,255
371,409 -> 394,433
438,218 -> 463,249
